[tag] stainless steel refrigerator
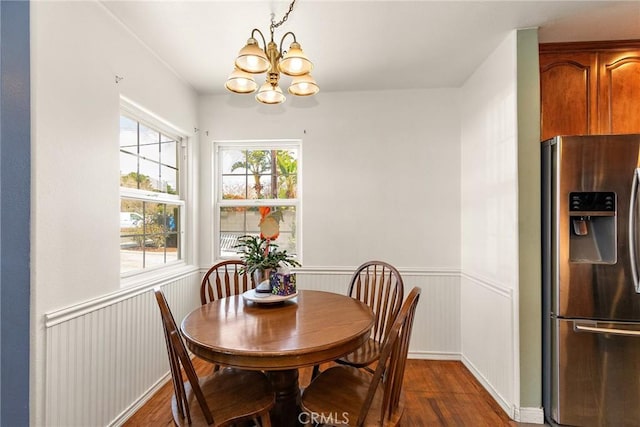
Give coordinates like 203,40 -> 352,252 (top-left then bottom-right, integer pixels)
542,135 -> 640,427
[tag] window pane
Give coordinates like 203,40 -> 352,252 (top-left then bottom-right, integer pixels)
220,206 -> 250,232
145,233 -> 167,269
139,159 -> 160,191
120,151 -> 138,189
219,205 -> 297,256
120,116 -> 137,153
222,175 -> 248,199
161,138 -> 177,169
139,142 -> 159,165
161,165 -> 178,194
221,149 -> 246,174
275,149 -> 298,199
120,200 -> 181,272
139,123 -> 159,153
120,200 -> 144,273
250,175 -> 272,199
121,243 -> 143,273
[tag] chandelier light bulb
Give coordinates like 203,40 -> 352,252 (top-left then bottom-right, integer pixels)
288,58 -> 304,73
246,56 -> 264,70
256,82 -> 286,104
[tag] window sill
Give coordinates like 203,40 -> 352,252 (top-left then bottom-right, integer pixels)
120,262 -> 198,289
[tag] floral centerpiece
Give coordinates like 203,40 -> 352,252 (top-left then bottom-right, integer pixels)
236,235 -> 300,295
236,207 -> 300,296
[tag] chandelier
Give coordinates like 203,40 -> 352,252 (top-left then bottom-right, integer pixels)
224,0 -> 319,104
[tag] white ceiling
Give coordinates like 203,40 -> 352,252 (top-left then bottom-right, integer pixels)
101,1 -> 640,95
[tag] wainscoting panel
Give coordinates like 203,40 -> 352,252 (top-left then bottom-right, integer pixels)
43,266 -> 460,426
460,273 -> 516,418
44,270 -> 201,427
296,267 -> 461,359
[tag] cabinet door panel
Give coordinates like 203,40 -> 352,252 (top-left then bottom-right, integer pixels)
540,53 -> 598,141
599,51 -> 640,134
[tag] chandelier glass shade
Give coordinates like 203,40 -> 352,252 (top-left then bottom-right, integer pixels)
224,68 -> 258,94
235,38 -> 269,74
288,73 -> 319,96
225,1 -> 318,104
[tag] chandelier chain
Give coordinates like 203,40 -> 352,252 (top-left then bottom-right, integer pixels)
270,0 -> 296,31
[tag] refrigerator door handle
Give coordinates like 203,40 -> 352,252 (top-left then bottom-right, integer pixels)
629,168 -> 640,293
575,323 -> 640,337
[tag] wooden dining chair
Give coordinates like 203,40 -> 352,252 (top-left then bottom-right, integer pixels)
153,287 -> 274,426
313,261 -> 404,378
200,260 -> 252,305
301,287 -> 421,426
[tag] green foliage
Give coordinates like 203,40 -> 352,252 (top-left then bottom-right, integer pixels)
235,235 -> 300,275
166,183 -> 177,195
231,150 -> 272,198
120,172 -> 154,191
276,150 -> 297,199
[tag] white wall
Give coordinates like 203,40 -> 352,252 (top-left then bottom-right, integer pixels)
198,89 -> 463,365
30,1 -> 198,424
460,31 -> 520,416
28,1 -> 534,423
198,89 -> 461,270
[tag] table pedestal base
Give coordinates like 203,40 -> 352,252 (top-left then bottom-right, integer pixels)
266,369 -> 301,426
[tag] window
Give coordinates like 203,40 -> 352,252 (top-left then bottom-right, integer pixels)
119,111 -> 185,275
215,141 -> 301,260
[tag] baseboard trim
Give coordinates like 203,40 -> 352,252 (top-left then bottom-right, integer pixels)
515,407 -> 545,424
409,351 -> 461,361
108,372 -> 171,427
461,355 -> 515,419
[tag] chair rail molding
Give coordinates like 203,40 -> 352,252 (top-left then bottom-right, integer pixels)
45,265 -> 199,327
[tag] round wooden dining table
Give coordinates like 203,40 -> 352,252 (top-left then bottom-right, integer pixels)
181,290 -> 374,427
180,289 -> 374,427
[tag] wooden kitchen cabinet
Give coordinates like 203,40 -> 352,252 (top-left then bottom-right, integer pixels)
540,41 -> 640,141
598,49 -> 640,134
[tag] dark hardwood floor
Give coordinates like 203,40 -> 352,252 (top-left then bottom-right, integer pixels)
124,359 -> 542,426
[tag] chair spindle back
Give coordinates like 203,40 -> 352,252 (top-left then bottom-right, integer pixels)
200,260 -> 252,305
348,261 -> 404,344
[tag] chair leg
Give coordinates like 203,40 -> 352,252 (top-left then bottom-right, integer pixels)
311,364 -> 320,379
260,412 -> 272,427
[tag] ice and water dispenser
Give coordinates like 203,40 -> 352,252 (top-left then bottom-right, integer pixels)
569,192 -> 617,263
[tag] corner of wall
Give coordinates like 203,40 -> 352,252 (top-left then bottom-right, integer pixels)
516,27 -> 542,410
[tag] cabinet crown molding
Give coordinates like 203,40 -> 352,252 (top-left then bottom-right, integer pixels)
540,39 -> 640,53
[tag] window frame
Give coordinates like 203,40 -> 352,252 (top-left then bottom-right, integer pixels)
119,99 -> 188,280
213,139 -> 302,262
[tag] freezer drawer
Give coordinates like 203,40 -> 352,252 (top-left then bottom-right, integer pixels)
551,318 -> 640,426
